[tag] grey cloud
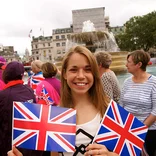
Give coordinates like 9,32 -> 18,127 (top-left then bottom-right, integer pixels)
0,0 -> 156,55
0,23 -> 33,37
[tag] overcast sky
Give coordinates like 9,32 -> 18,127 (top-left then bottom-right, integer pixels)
0,0 -> 155,56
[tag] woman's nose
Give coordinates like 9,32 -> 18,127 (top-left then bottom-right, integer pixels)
77,69 -> 85,78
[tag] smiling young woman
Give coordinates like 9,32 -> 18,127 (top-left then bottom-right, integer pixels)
57,45 -> 119,156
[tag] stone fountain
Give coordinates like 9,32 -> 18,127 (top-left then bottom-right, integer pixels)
56,20 -> 128,73
66,20 -> 120,53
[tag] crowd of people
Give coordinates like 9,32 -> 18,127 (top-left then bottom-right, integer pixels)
0,46 -> 155,156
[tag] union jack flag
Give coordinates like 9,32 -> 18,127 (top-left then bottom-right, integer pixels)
30,72 -> 44,90
40,85 -> 54,105
12,102 -> 76,152
93,100 -> 148,156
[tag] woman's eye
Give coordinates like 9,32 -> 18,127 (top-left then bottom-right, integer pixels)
69,69 -> 77,72
85,68 -> 91,72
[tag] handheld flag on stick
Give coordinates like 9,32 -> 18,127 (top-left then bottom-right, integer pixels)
93,100 -> 148,156
12,102 -> 76,152
29,72 -> 44,91
39,85 -> 55,105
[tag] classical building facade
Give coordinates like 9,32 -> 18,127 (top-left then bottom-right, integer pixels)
0,45 -> 21,62
31,27 -> 73,62
31,36 -> 53,62
72,7 -> 106,33
52,27 -> 73,60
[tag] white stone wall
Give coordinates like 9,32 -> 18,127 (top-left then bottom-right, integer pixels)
72,7 -> 106,33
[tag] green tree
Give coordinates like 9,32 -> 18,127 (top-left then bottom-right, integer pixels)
116,11 -> 156,51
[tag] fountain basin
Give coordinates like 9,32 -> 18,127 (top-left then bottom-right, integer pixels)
54,51 -> 129,74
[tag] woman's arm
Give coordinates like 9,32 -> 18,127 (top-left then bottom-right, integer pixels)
144,114 -> 156,127
145,82 -> 156,127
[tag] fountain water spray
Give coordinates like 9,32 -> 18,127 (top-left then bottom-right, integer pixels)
66,20 -> 119,52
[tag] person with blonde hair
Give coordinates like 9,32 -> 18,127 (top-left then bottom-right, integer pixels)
120,50 -> 156,156
94,52 -> 121,103
28,60 -> 44,94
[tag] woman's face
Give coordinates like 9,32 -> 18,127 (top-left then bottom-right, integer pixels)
31,64 -> 38,74
64,53 -> 94,96
126,56 -> 139,74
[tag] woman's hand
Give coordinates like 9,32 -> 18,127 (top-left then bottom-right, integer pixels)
7,147 -> 23,156
84,144 -> 119,156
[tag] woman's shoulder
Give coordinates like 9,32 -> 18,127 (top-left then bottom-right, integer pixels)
47,77 -> 61,83
150,75 -> 156,80
39,79 -> 53,87
148,75 -> 156,86
124,76 -> 132,83
37,80 -> 56,92
101,72 -> 111,81
102,71 -> 117,79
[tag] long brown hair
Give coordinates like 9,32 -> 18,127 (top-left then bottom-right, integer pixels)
60,46 -> 109,117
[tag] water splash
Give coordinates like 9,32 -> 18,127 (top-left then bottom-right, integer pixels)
66,20 -> 119,52
82,20 -> 96,32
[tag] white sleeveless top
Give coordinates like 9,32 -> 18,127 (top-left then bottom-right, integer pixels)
59,113 -> 101,156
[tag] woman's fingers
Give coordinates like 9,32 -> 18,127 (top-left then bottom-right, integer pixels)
84,149 -> 103,155
7,147 -> 23,156
84,144 -> 108,155
86,144 -> 107,150
7,150 -> 15,156
13,147 -> 22,156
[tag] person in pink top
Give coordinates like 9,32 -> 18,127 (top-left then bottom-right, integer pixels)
36,62 -> 60,105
